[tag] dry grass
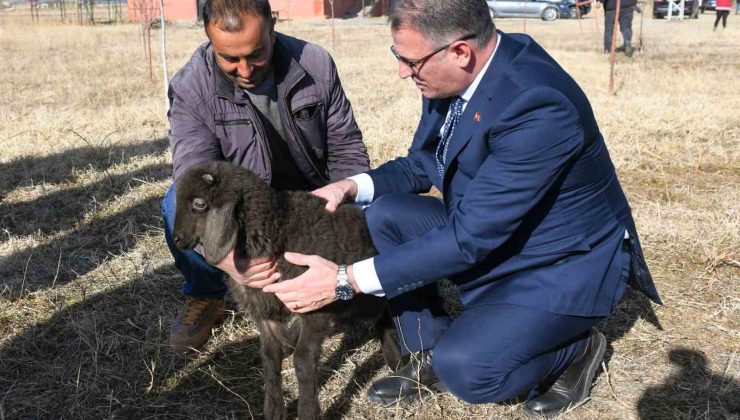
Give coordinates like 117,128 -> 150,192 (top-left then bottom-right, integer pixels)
1,10 -> 739,420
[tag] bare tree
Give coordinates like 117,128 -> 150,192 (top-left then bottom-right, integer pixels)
58,0 -> 66,23
84,0 -> 95,24
328,0 -> 335,50
130,0 -> 158,81
159,0 -> 169,111
30,0 -> 38,23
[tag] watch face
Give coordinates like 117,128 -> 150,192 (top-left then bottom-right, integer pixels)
336,284 -> 354,301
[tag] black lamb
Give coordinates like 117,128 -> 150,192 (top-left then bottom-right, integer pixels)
172,160 -> 401,420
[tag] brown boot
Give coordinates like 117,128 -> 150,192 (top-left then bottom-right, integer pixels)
170,296 -> 226,354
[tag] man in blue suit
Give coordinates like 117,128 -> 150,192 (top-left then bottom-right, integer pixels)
263,0 -> 661,415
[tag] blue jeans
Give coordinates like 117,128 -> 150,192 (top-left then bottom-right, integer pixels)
364,193 -> 605,403
162,184 -> 228,298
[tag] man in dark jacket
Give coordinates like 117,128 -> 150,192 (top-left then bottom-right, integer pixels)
161,0 -> 369,353
601,0 -> 637,56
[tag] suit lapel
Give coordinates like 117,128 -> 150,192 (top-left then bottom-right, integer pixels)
442,31 -> 516,177
442,94 -> 486,174
415,97 -> 451,151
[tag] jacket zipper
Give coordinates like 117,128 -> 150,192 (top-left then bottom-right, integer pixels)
249,105 -> 274,167
215,119 -> 252,126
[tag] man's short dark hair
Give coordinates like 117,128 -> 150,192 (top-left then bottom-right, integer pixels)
390,0 -> 495,47
202,0 -> 271,32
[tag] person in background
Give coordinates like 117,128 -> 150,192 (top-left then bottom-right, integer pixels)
715,0 -> 732,29
162,0 -> 369,354
601,0 -> 637,56
691,0 -> 702,19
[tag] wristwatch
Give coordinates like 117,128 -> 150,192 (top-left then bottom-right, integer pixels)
335,264 -> 354,301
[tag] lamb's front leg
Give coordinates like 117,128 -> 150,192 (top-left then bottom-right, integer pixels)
257,319 -> 288,420
292,314 -> 330,420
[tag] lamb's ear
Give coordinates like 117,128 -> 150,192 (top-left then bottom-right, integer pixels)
201,200 -> 238,265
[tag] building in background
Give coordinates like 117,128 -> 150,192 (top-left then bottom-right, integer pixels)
271,0 -> 352,19
128,0 -> 394,23
128,0 -> 196,22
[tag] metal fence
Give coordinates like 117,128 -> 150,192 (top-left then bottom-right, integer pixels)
0,0 -> 127,24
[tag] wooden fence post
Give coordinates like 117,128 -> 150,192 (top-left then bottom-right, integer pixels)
608,0 -> 622,94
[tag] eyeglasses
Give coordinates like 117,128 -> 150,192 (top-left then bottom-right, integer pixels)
390,33 -> 477,74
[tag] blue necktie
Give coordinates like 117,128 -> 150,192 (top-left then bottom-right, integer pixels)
436,96 -> 465,176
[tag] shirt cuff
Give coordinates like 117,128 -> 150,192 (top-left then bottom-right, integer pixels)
353,257 -> 385,297
347,173 -> 374,204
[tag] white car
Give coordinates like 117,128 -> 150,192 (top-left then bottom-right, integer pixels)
487,0 -> 565,21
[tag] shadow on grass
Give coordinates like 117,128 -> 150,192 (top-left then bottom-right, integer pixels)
600,288 -> 663,365
0,138 -> 169,200
1,163 -> 170,237
284,327 -> 388,420
0,262 -> 287,418
322,347 -> 387,420
0,265 -> 190,418
157,321 -> 389,419
0,194 -> 164,299
636,348 -> 740,419
152,330 -> 266,418
0,263 -> 327,419
0,137 -> 170,299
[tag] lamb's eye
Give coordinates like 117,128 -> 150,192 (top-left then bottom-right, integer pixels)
192,198 -> 209,212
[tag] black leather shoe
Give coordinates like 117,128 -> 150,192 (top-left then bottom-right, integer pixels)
367,350 -> 445,406
523,328 -> 607,418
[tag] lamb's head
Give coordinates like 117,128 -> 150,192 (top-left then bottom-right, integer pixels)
172,161 -> 243,265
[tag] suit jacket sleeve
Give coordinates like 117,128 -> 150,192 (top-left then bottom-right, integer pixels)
373,87 -> 586,299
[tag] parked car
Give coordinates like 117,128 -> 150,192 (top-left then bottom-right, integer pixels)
700,0 -> 716,12
653,0 -> 700,17
487,0 -> 567,21
565,0 -> 592,18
